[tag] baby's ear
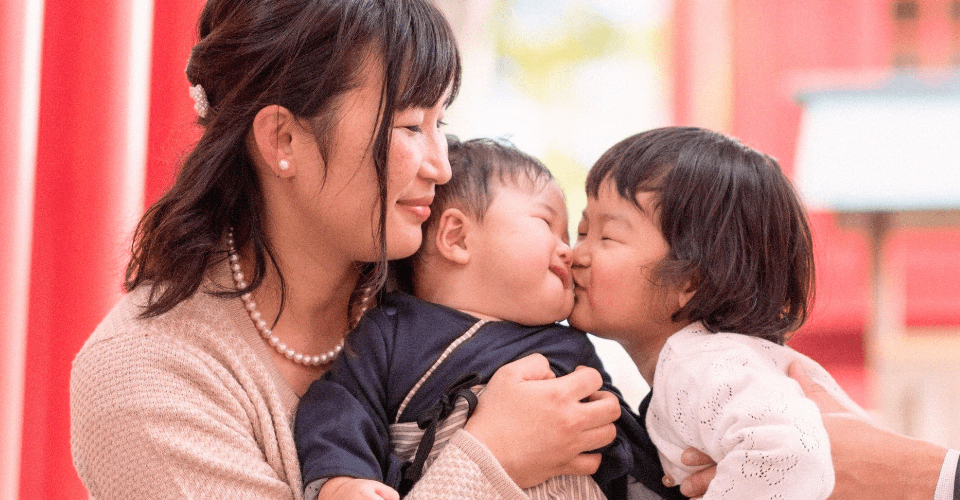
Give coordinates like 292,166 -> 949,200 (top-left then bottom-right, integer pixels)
434,208 -> 471,265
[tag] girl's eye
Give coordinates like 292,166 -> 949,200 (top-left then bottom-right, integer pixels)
437,120 -> 448,128
405,125 -> 423,133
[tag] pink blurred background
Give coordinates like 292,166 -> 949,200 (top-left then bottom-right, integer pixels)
2,0 -> 958,497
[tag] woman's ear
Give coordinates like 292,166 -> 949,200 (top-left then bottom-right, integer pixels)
252,105 -> 297,178
433,208 -> 471,265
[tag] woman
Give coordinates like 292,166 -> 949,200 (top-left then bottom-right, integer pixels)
70,1 -> 620,498
70,0 -> 958,498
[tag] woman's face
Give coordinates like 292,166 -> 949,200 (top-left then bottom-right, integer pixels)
288,59 -> 452,264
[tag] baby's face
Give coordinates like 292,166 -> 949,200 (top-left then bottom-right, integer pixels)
569,180 -> 685,344
468,178 -> 574,325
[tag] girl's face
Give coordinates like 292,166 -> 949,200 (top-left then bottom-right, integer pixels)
288,58 -> 452,265
568,180 -> 688,350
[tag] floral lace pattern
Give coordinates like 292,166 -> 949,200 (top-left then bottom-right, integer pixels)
646,323 -> 856,500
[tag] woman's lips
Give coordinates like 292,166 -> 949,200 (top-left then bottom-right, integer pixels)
397,196 -> 433,222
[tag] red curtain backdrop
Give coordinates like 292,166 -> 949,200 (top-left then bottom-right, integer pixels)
0,0 -> 202,497
0,0 -> 42,497
147,0 -> 205,206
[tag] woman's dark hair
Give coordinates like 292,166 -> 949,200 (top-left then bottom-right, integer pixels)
586,126 -> 815,344
394,136 -> 553,292
125,0 -> 461,319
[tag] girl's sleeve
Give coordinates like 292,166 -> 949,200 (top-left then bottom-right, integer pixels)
71,333 -> 299,500
659,344 -> 834,500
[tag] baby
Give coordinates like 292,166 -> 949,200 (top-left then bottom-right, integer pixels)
295,138 -> 680,500
568,126 -> 868,500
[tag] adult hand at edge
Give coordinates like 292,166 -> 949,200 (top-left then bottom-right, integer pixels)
789,361 -> 947,500
463,353 -> 621,489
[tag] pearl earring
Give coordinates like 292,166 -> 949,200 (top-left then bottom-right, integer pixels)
278,159 -> 290,172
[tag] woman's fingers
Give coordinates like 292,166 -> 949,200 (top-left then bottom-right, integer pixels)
679,461 -> 716,498
546,370 -> 619,448
572,391 -> 620,452
678,447 -> 716,497
502,352 -> 557,381
577,422 -> 618,452
549,365 -> 604,400
583,388 -> 621,414
680,447 -> 714,467
580,389 -> 621,435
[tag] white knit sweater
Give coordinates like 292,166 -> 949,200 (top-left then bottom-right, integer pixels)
70,267 -> 526,500
647,323 -> 867,500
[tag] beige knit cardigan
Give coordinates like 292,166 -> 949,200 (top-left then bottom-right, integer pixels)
71,270 -> 527,500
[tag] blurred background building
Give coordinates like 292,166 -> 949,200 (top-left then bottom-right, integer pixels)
1,0 -> 958,497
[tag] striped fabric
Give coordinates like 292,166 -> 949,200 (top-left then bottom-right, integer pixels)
390,320 -> 608,500
396,320 -> 489,419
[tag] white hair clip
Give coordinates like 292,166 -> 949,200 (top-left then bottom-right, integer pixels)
189,84 -> 209,119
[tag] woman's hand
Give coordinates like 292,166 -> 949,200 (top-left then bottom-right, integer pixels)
463,353 -> 621,489
789,361 -> 948,500
678,448 -> 716,498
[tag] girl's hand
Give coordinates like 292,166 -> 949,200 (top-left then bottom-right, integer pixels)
788,362 -> 946,500
463,353 -> 621,489
318,477 -> 399,500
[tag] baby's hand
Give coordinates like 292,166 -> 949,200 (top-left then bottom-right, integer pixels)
317,477 -> 399,500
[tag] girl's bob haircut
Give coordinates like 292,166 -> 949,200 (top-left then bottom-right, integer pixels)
586,126 -> 815,344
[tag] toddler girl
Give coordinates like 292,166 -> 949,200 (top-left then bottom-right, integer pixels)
569,126 -> 867,500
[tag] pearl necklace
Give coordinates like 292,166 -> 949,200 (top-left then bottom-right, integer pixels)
227,231 -> 343,367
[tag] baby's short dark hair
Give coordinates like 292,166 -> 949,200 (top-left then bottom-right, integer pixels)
429,136 -> 553,225
586,126 -> 814,344
393,137 -> 553,292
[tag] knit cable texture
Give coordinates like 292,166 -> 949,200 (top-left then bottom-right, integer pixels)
71,268 -> 518,500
